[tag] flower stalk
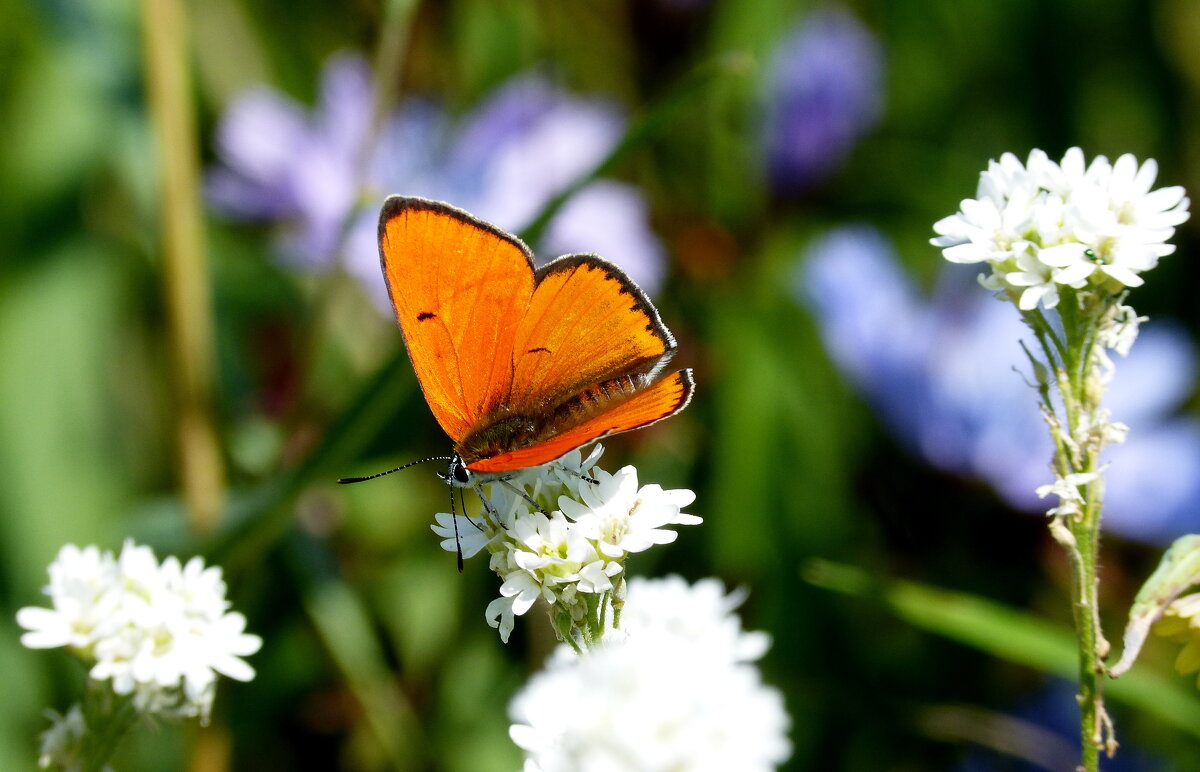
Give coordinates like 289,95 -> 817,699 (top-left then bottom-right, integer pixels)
932,147 -> 1190,770
1024,295 -> 1117,765
79,683 -> 139,772
139,0 -> 224,534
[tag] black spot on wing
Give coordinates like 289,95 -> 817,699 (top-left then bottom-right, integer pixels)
417,311 -> 436,321
528,347 -> 551,354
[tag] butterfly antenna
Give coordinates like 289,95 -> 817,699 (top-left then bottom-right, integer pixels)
550,461 -> 599,486
459,487 -> 485,533
337,456 -> 453,484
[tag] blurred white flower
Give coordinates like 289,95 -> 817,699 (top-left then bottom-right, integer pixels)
36,704 -> 92,771
16,544 -> 119,652
17,541 -> 262,722
509,576 -> 791,772
932,147 -> 1190,309
1155,592 -> 1200,685
617,575 -> 771,663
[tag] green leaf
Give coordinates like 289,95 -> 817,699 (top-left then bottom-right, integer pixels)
805,559 -> 1200,737
287,534 -> 424,770
1112,534 -> 1200,676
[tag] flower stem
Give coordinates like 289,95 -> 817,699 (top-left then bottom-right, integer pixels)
1069,508 -> 1105,771
80,682 -> 139,772
139,0 -> 224,534
1036,301 -> 1116,770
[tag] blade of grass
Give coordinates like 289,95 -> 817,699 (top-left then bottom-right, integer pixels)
140,0 -> 224,534
804,559 -> 1200,737
286,533 -> 423,771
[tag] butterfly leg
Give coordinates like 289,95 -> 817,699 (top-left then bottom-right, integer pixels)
471,483 -> 503,531
496,478 -> 549,514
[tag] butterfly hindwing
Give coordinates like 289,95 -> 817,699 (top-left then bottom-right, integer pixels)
466,369 -> 694,474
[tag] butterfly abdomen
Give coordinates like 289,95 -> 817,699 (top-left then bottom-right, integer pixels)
456,372 -> 652,465
551,372 -> 648,423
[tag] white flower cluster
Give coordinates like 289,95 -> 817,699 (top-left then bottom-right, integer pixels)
17,542 -> 262,721
431,446 -> 700,643
932,147 -> 1189,311
509,576 -> 792,772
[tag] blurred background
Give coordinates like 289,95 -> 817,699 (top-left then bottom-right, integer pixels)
3,0 -> 1200,769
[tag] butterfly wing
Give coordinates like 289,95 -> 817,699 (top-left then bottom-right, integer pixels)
456,253 -> 687,471
466,369 -> 694,475
378,196 -> 535,443
507,254 -> 676,413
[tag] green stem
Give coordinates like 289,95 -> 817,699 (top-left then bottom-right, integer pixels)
80,683 -> 139,772
1028,307 -> 1067,366
1069,501 -> 1104,770
140,0 -> 225,535
139,0 -> 225,535
1038,302 -> 1113,770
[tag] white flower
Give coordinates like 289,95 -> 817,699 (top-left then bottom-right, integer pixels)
36,704 -> 93,771
616,576 -> 770,663
1036,472 -> 1100,518
485,595 -> 519,643
17,541 -> 262,722
431,445 -> 701,644
16,544 -> 120,652
932,148 -> 1189,309
561,466 -> 700,559
430,511 -> 496,558
509,577 -> 791,772
1003,246 -> 1061,310
1096,303 -> 1146,357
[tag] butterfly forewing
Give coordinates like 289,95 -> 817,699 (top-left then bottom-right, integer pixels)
507,255 -> 674,413
379,197 -> 534,443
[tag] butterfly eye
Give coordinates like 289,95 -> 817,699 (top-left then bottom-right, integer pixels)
448,456 -> 472,486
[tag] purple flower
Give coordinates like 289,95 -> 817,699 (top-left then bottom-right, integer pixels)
208,55 -> 666,309
208,55 -> 389,267
799,225 -> 1200,544
764,5 -> 884,191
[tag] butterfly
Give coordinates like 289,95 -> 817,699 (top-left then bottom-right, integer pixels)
343,196 -> 693,495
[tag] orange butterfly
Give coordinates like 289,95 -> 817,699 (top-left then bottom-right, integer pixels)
349,196 -> 693,490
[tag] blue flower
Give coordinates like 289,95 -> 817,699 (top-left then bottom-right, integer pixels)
764,5 -> 883,191
208,55 -> 666,309
799,225 -> 1200,544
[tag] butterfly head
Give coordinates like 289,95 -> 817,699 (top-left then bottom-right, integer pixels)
438,454 -> 474,488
